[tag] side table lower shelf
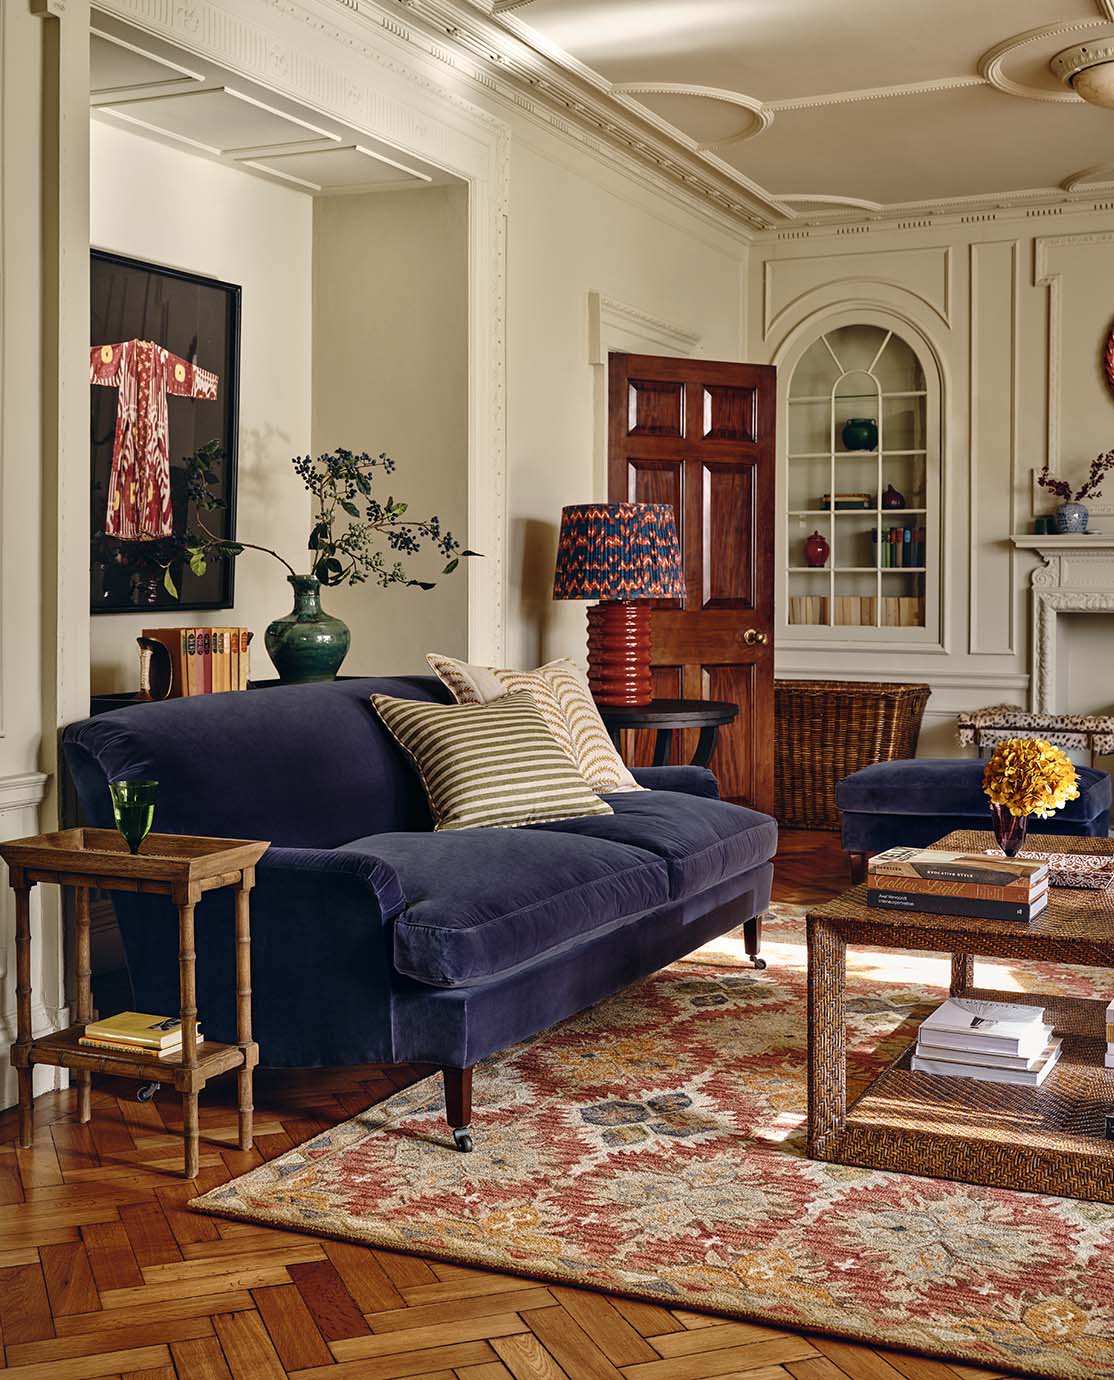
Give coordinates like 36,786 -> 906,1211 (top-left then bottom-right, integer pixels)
16,1025 -> 256,1087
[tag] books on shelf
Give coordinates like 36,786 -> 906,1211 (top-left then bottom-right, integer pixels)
911,998 -> 1062,1086
80,1011 -> 200,1054
140,627 -> 253,698
786,594 -> 925,628
867,847 -> 1049,922
872,526 -> 925,568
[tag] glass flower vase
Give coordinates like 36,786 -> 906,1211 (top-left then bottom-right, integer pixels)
989,803 -> 1029,858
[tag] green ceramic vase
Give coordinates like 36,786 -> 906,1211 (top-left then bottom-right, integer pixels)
265,575 -> 350,684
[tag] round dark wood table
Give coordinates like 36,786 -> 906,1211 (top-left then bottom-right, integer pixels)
598,698 -> 739,769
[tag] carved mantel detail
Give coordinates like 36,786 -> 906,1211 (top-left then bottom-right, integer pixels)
1012,536 -> 1114,712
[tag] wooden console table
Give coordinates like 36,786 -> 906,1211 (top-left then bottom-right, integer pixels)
807,829 -> 1114,1202
0,828 -> 269,1179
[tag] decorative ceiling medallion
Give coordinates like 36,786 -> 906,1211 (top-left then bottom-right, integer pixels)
1051,42 -> 1114,107
611,83 -> 772,148
979,20 -> 1113,102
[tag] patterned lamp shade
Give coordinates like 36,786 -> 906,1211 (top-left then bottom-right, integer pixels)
552,502 -> 684,602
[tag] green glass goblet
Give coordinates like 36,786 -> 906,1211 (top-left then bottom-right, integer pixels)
109,780 -> 158,855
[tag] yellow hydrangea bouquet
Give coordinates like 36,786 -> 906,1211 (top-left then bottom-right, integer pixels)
982,737 -> 1079,856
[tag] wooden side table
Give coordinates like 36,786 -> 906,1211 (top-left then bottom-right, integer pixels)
598,698 -> 739,769
0,827 -> 269,1179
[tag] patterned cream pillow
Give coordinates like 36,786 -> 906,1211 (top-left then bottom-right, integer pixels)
427,653 -> 644,793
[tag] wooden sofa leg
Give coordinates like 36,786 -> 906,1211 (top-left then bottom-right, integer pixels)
848,851 -> 869,885
743,915 -> 766,970
443,1067 -> 474,1152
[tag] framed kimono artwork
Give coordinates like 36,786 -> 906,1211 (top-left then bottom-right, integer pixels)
90,249 -> 241,613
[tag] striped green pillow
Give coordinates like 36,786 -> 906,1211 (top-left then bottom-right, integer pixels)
371,689 -> 614,831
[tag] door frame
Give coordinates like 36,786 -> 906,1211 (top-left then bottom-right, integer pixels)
588,290 -> 703,500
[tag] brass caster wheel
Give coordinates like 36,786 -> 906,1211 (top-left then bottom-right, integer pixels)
452,1127 -> 474,1152
752,957 -> 768,971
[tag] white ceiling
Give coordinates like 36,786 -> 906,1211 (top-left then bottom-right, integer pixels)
89,18 -> 459,196
491,0 -> 1114,219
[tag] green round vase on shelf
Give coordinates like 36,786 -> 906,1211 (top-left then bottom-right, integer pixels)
841,417 -> 878,452
265,575 -> 350,684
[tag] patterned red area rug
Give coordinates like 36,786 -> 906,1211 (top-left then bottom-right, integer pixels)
192,904 -> 1114,1379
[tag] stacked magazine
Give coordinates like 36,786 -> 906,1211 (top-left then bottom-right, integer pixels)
867,847 -> 1049,922
911,998 -> 1062,1087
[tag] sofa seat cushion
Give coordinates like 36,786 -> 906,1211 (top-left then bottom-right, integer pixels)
837,758 -> 1112,824
339,829 -> 668,987
532,791 -> 778,901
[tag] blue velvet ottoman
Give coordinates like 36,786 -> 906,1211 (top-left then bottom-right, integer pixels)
837,757 -> 1112,881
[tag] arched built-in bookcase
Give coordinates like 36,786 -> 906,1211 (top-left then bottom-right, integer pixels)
778,311 -> 942,645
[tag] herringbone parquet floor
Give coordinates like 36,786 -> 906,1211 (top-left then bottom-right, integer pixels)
0,831 -> 1020,1380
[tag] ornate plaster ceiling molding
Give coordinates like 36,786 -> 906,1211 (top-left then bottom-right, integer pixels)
766,76 -> 985,113
395,0 -> 791,227
1061,162 -> 1114,191
778,193 -> 884,214
610,82 -> 771,149
978,20 -> 1114,102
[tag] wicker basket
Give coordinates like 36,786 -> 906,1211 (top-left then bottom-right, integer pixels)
774,679 -> 931,830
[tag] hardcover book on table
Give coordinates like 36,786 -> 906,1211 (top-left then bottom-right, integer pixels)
867,888 -> 1048,922
868,847 -> 1048,888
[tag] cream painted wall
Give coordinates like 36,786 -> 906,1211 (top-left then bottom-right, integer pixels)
312,186 -> 469,675
748,211 -> 1114,756
504,133 -> 748,668
89,120 -> 313,693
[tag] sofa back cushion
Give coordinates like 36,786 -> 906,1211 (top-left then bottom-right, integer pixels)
63,676 -> 451,848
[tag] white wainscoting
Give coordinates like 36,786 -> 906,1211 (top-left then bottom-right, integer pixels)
0,772 -> 67,1110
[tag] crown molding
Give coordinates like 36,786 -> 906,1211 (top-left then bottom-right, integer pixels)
388,0 -> 789,229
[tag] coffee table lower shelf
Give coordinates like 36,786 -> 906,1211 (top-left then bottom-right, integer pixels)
811,1034 -> 1114,1202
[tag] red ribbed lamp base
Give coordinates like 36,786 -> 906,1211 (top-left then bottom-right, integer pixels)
587,600 -> 652,707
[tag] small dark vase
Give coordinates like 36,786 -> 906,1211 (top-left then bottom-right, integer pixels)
803,530 -> 830,568
841,417 -> 878,452
881,483 -> 906,510
265,575 -> 351,684
989,802 -> 1029,858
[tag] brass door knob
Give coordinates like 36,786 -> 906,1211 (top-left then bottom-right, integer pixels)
742,628 -> 769,646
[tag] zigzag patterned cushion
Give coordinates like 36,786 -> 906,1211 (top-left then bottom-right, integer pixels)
426,653 -> 645,794
371,689 -> 613,831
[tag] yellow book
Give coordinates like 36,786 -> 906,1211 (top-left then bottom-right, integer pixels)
83,1011 -> 192,1050
78,1036 -> 185,1060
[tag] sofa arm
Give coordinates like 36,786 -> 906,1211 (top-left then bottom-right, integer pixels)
630,766 -> 720,799
260,845 -> 406,921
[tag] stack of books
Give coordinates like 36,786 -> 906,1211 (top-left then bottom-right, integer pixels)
79,1011 -> 201,1060
139,627 -> 252,698
911,998 -> 1062,1087
867,847 -> 1049,922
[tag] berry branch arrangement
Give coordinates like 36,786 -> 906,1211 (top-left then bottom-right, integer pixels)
1037,449 -> 1114,504
162,441 -> 478,597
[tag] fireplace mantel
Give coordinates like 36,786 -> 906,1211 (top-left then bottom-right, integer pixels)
1010,534 -> 1114,712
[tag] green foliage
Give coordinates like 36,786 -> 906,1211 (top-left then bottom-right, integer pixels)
159,443 -> 480,599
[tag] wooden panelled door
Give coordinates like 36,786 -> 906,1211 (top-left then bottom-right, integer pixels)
608,352 -> 776,810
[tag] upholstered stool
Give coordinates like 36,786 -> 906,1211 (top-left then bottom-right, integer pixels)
837,757 -> 1112,882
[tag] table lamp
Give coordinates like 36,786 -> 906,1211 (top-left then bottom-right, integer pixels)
553,501 -> 685,707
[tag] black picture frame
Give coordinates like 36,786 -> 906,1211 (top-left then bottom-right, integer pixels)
90,248 -> 241,614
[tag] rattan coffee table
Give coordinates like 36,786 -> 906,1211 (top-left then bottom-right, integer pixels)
807,829 -> 1114,1202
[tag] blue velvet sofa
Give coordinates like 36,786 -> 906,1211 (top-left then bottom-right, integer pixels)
63,676 -> 777,1150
